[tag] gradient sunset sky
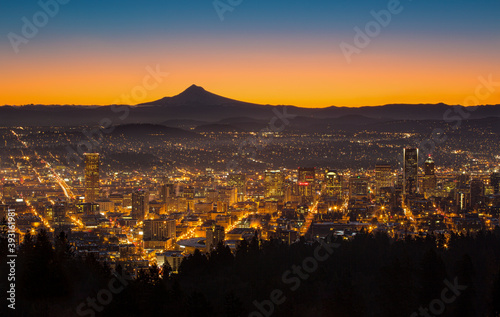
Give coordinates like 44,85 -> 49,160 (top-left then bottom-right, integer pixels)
1,0 -> 499,107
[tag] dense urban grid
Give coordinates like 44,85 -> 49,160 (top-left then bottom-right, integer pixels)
1,124 -> 500,316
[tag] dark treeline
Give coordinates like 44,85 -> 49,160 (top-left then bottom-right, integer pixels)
2,229 -> 500,317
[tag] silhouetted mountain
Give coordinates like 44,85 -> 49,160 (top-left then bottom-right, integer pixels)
142,84 -> 257,107
1,85 -> 499,126
317,103 -> 500,120
136,84 -> 281,122
360,117 -> 500,134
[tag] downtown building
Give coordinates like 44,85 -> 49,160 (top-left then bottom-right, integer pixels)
228,173 -> 247,202
84,153 -> 100,203
422,156 -> 437,198
324,169 -> 342,198
143,219 -> 176,240
131,189 -> 149,221
206,224 -> 225,251
403,148 -> 419,197
375,163 -> 392,196
297,167 -> 315,204
349,176 -> 369,200
264,170 -> 285,200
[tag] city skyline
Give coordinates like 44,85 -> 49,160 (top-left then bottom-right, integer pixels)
1,1 -> 499,316
2,114 -> 500,316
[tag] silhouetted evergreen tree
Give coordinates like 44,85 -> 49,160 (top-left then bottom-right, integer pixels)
6,228 -> 500,316
223,291 -> 243,317
452,254 -> 477,316
491,267 -> 500,316
208,242 -> 234,271
161,261 -> 172,279
419,248 -> 448,304
188,291 -> 214,317
179,248 -> 208,276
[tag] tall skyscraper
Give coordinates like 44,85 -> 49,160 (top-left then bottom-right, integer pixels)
84,153 -> 100,203
375,163 -> 392,195
264,170 -> 284,199
403,148 -> 418,196
424,156 -> 435,175
132,189 -> 149,221
228,173 -> 246,202
422,156 -> 437,196
298,167 -> 315,202
325,169 -> 342,198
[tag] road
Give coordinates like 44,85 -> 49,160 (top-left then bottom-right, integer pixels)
11,130 -> 83,231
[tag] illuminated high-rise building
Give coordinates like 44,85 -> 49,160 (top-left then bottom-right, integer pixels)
375,163 -> 392,195
456,186 -> 471,211
298,167 -> 315,202
264,170 -> 284,199
403,148 -> 418,196
349,176 -> 369,199
132,189 -> 149,221
228,173 -> 246,202
422,156 -> 437,196
325,169 -> 342,198
424,156 -> 435,175
84,153 -> 100,203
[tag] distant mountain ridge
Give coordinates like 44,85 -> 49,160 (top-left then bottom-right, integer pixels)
0,85 -> 499,126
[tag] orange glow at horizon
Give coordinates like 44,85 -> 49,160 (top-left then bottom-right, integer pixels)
1,39 -> 499,108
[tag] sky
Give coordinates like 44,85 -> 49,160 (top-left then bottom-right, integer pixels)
0,0 -> 499,107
